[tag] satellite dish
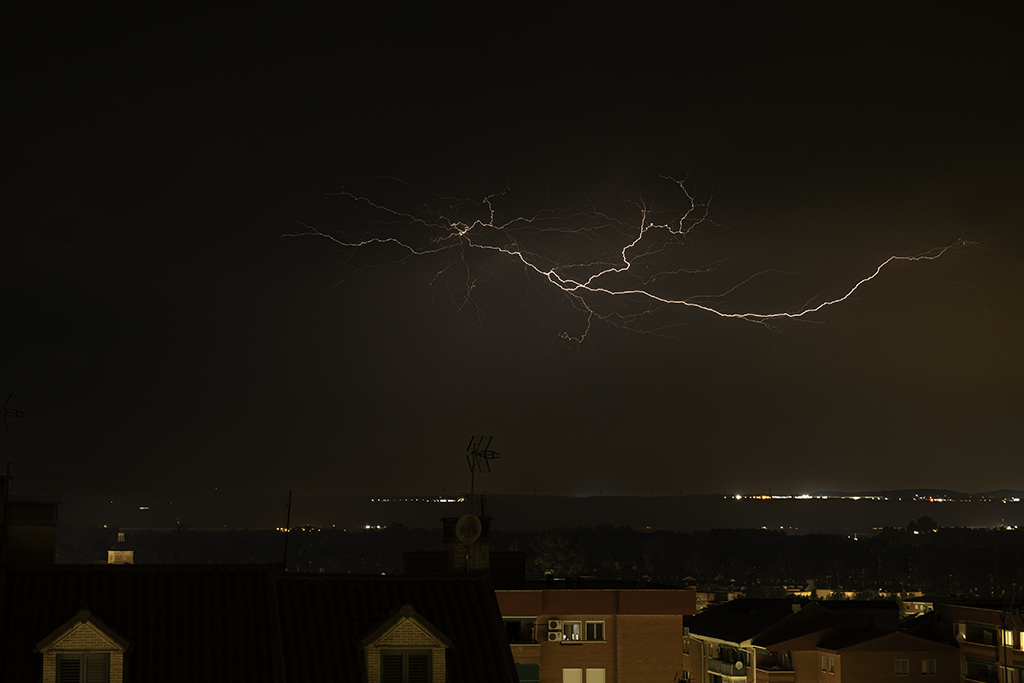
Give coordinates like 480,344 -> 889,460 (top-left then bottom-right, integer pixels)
455,514 -> 482,545
735,661 -> 744,672
955,633 -> 965,642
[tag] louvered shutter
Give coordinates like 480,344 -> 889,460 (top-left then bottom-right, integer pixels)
382,651 -> 404,683
85,653 -> 110,683
57,655 -> 81,683
408,651 -> 429,683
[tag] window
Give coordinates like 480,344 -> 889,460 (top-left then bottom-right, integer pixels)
894,659 -> 910,676
515,663 -> 540,683
585,669 -> 606,683
821,656 -> 827,671
1001,666 -> 1015,683
829,657 -> 835,674
586,621 -> 605,641
562,669 -> 583,683
56,653 -> 110,683
563,621 -> 583,641
505,618 -> 536,644
1003,629 -> 1017,648
382,650 -> 430,683
922,659 -> 937,675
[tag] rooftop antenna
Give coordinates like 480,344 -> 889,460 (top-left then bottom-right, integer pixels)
465,436 -> 499,515
1,394 -> 25,431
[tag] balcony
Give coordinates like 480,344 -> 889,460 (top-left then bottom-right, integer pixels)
708,658 -> 746,677
963,674 -> 998,683
963,664 -> 998,683
755,669 -> 795,683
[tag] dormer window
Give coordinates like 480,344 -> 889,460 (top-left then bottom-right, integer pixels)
382,649 -> 431,682
359,604 -> 452,683
34,610 -> 131,683
57,652 -> 110,682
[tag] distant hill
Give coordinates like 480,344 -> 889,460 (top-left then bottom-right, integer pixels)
810,490 -> 1023,500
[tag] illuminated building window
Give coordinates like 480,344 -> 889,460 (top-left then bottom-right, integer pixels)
894,659 -> 910,676
585,621 -> 605,641
563,621 -> 583,641
922,659 -> 937,675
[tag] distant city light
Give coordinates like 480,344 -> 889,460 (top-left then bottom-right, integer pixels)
369,496 -> 465,503
726,493 -> 1021,503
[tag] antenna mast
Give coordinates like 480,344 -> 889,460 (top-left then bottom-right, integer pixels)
465,436 -> 499,515
1,394 -> 25,431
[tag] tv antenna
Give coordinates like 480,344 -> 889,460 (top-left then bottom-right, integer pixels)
465,436 -> 499,514
1,394 -> 25,431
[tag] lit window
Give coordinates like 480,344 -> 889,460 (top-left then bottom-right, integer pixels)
586,621 -> 605,641
585,668 -> 606,683
894,659 -> 910,676
56,653 -> 110,683
821,656 -> 827,671
382,650 -> 430,683
563,621 -> 583,641
829,657 -> 835,674
922,659 -> 937,675
1003,629 -> 1017,648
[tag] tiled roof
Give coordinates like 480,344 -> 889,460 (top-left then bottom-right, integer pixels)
0,565 -> 518,683
0,565 -> 278,682
684,598 -> 808,643
818,627 -> 957,652
277,573 -> 517,682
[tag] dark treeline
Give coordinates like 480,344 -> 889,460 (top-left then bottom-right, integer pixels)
58,523 -> 1022,597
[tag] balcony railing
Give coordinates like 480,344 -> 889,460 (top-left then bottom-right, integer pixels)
755,669 -> 795,683
708,658 -> 745,677
963,667 -> 998,683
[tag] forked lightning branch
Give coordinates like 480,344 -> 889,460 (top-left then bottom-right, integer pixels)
291,177 -> 972,341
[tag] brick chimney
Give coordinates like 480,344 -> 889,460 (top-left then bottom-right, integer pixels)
442,516 -> 492,574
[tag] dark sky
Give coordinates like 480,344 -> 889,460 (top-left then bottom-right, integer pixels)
7,5 -> 1022,501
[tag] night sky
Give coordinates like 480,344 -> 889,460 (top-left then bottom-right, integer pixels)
7,5 -> 1022,502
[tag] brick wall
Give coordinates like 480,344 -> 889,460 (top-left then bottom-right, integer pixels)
364,617 -> 447,682
40,622 -> 125,683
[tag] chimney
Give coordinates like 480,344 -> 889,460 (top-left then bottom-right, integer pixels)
442,516 -> 492,574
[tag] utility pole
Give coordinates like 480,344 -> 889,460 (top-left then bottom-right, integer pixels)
282,491 -> 292,570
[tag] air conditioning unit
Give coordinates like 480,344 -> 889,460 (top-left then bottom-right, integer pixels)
548,631 -> 563,642
548,619 -> 562,631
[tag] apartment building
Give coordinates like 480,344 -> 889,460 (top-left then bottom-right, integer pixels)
405,515 -> 698,683
681,598 -> 958,682
497,581 -> 696,683
928,599 -> 1024,683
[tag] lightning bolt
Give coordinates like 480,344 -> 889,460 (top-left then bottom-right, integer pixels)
289,177 -> 972,342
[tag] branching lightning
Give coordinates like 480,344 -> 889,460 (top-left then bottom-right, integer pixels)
289,177 -> 972,342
